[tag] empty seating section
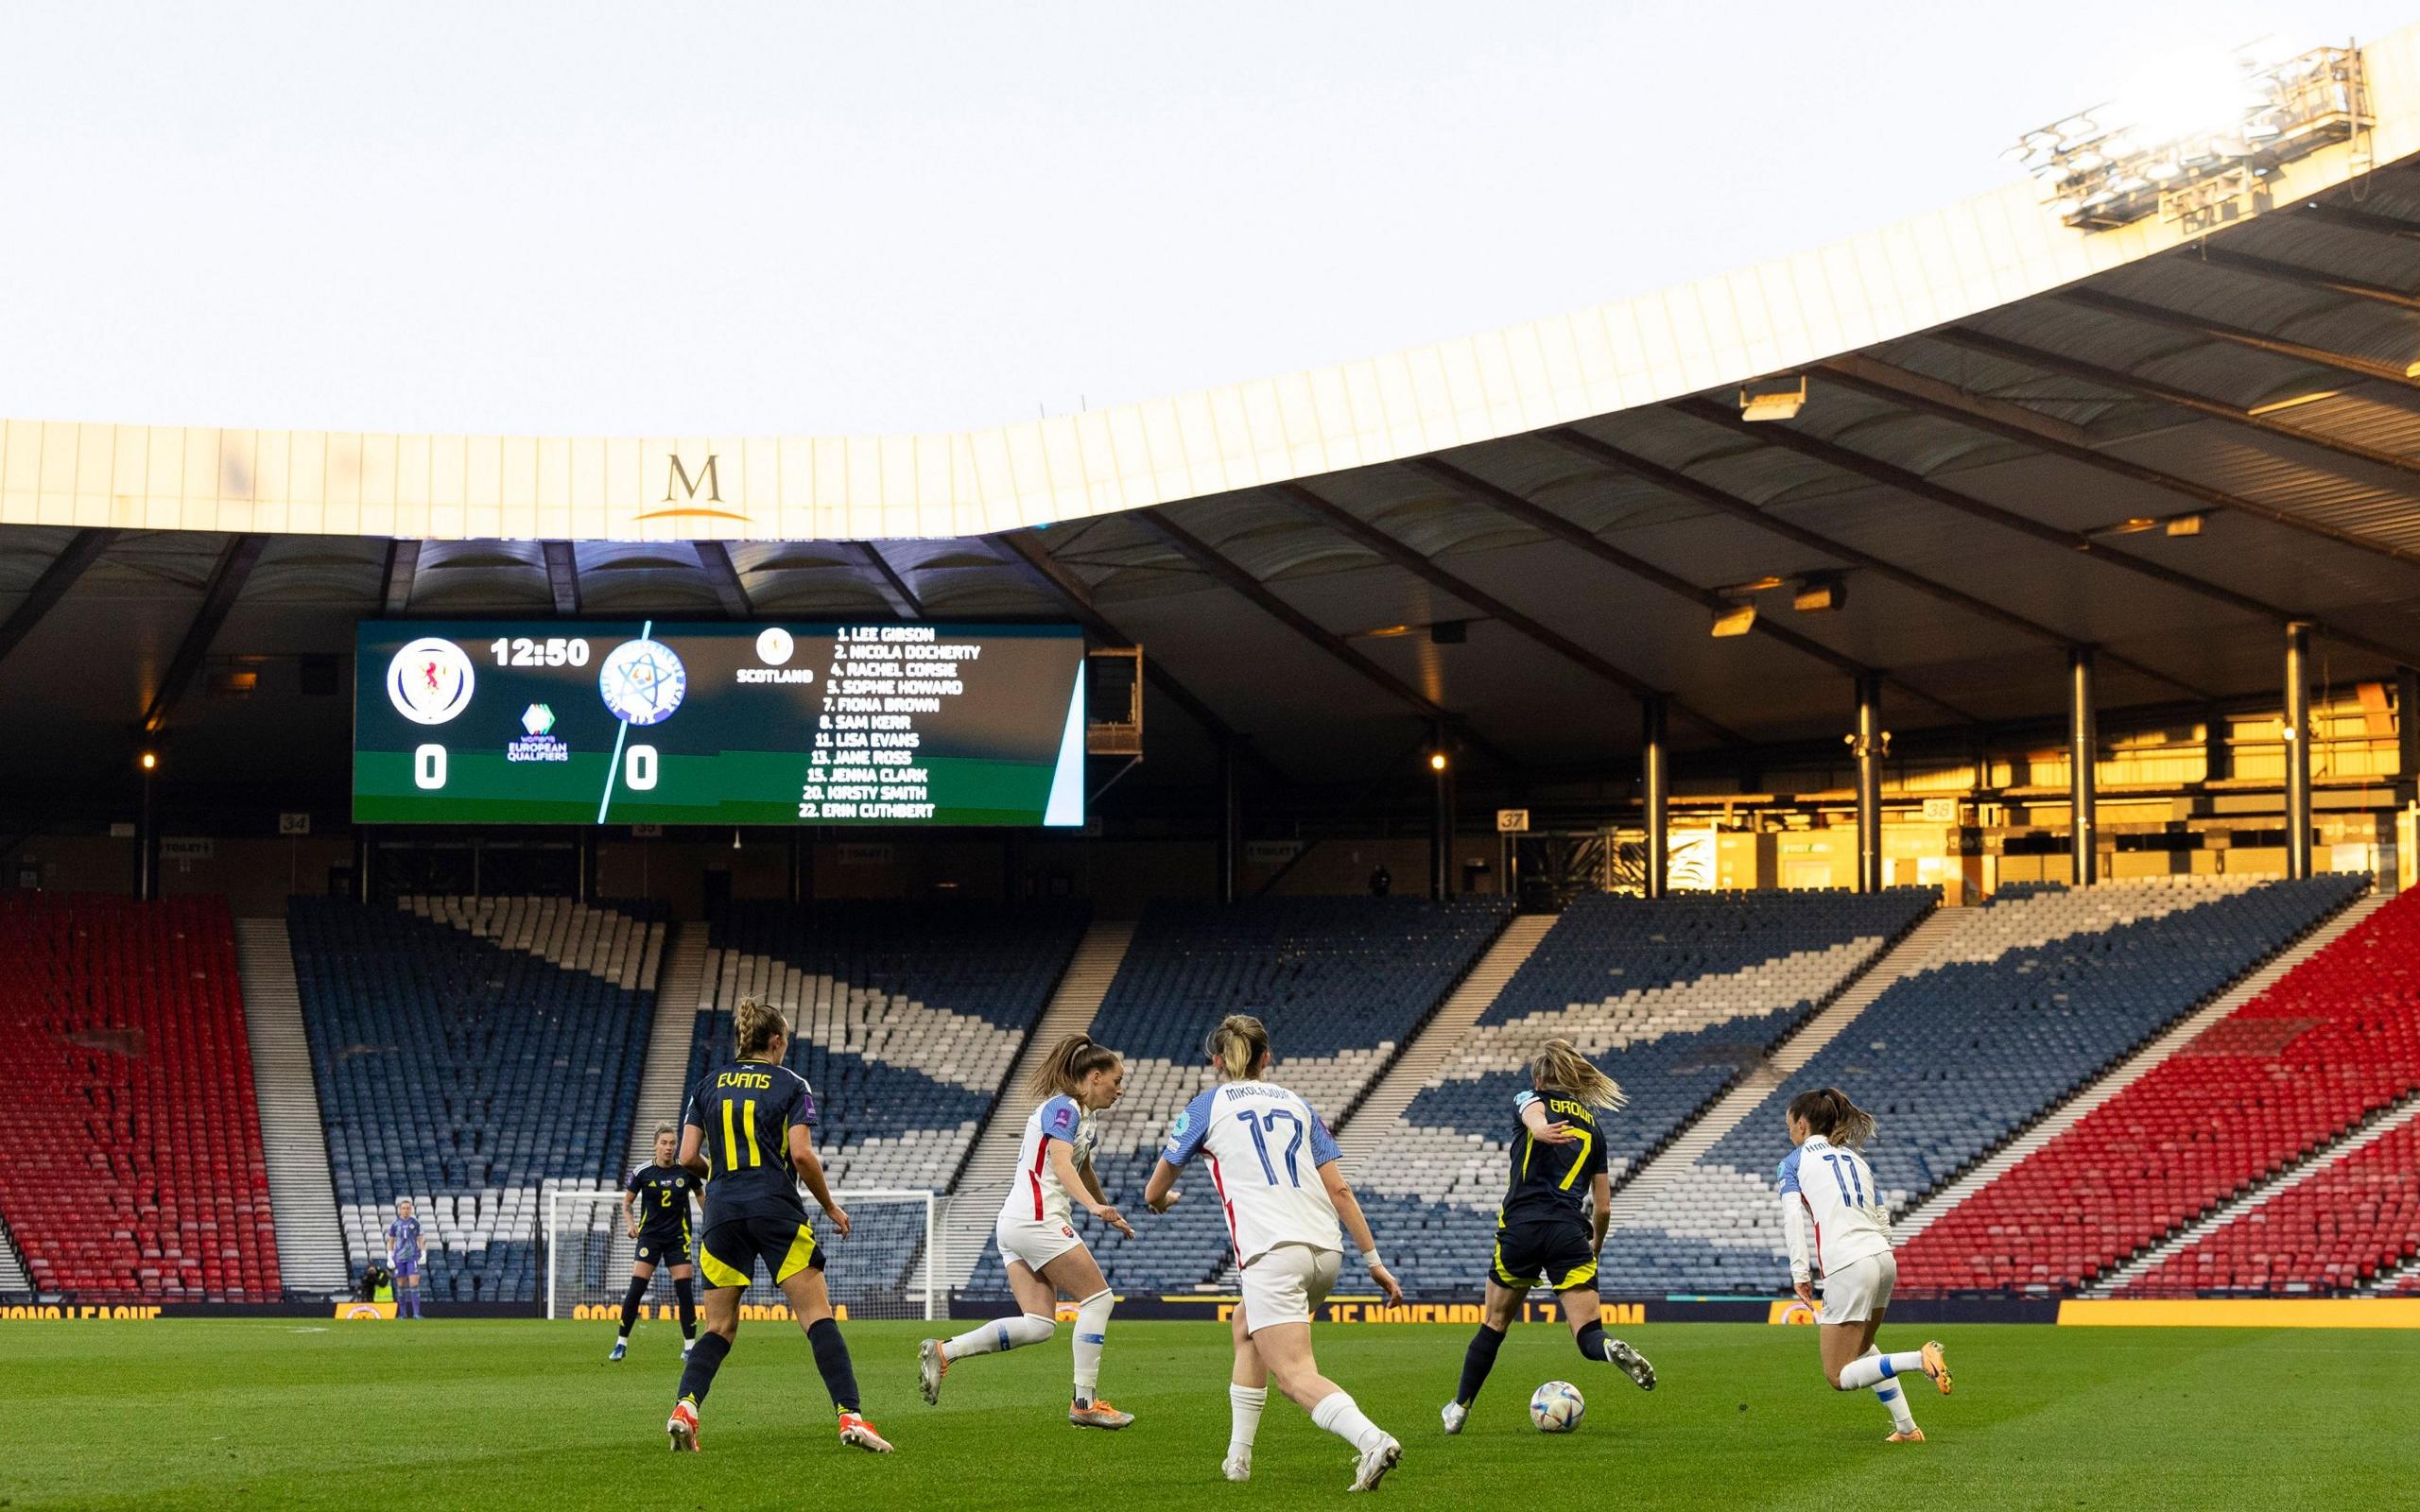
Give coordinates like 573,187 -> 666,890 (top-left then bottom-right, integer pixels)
291,896 -> 665,1301
969,897 -> 1509,1297
1903,881 -> 2408,1296
1606,875 -> 2361,1296
0,893 -> 279,1300
685,901 -> 1087,1304
1357,890 -> 1935,1295
2120,1113 -> 2420,1296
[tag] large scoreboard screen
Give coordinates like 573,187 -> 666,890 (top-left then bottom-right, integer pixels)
354,621 -> 1085,827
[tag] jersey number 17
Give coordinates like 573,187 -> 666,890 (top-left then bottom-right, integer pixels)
1236,1109 -> 1305,1187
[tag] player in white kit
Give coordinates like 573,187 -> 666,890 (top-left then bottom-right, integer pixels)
918,1034 -> 1138,1429
1144,1014 -> 1407,1492
1778,1087 -> 1953,1442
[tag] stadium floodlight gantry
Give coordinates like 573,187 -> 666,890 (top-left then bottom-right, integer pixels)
10,26 -> 2420,891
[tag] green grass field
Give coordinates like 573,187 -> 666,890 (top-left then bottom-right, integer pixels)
6,1319 -> 2413,1510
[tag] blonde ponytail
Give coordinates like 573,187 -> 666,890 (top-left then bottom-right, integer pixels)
734,997 -> 788,1059
1204,1014 -> 1270,1083
1530,1039 -> 1627,1110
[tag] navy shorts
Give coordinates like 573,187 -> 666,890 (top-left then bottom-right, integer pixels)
634,1233 -> 691,1269
1490,1218 -> 1598,1293
698,1214 -> 823,1290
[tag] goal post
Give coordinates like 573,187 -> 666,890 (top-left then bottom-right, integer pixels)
544,1187 -> 943,1321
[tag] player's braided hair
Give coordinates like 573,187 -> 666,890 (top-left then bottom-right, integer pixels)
1205,1014 -> 1270,1082
733,997 -> 788,1058
1529,1039 -> 1628,1110
1028,1033 -> 1122,1100
1787,1087 -> 1876,1149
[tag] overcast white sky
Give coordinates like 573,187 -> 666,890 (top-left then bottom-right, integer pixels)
0,2 -> 2411,437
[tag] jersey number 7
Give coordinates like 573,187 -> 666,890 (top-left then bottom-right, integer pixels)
1236,1109 -> 1305,1187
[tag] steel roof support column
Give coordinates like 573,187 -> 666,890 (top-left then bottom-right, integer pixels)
1855,677 -> 1884,894
2398,666 -> 2420,802
1642,695 -> 1670,900
1219,737 -> 1241,906
2286,624 -> 2314,881
2070,648 -> 2100,888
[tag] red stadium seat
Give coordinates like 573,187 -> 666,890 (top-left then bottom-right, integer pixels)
1900,890 -> 2420,1296
0,893 -> 283,1301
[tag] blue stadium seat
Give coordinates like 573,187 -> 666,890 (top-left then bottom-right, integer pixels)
291,896 -> 666,1302
965,896 -> 1512,1299
1355,888 -> 1935,1295
1601,875 -> 2363,1295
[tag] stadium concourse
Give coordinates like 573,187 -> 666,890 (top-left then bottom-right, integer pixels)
9,26 -> 2420,1329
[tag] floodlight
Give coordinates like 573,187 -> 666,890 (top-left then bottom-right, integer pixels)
2165,513 -> 2205,537
1793,575 -> 1847,613
2013,43 -> 2367,232
1711,601 -> 1758,638
1739,376 -> 1807,421
1427,751 -> 1449,772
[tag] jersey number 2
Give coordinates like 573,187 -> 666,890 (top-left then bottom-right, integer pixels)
1236,1109 -> 1305,1187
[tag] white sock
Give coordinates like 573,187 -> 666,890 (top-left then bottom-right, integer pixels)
1862,1348 -> 1917,1432
1071,1289 -> 1113,1401
1837,1350 -> 1927,1392
942,1313 -> 1055,1361
1309,1390 -> 1392,1454
1227,1383 -> 1267,1456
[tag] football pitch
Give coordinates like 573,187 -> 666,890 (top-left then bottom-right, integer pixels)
7,1319 -> 2412,1510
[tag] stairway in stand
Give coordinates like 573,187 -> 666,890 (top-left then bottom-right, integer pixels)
938,920 -> 1136,1291
0,1211 -> 30,1295
1606,904 -> 1971,1229
234,917 -> 351,1294
625,921 -> 709,1171
1336,914 -> 1554,1177
1894,891 -> 2386,1243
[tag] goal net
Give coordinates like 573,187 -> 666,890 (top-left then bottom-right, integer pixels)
544,1187 -> 942,1321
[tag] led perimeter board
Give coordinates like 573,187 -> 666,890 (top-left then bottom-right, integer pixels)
354,621 -> 1085,827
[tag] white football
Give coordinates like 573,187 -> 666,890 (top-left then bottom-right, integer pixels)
1530,1380 -> 1584,1433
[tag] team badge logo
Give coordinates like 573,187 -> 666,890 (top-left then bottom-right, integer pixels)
599,638 -> 688,726
755,627 -> 794,665
386,638 -> 475,725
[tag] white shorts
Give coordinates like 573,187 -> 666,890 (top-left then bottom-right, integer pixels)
1819,1250 -> 1897,1325
1237,1243 -> 1342,1333
995,1213 -> 1086,1275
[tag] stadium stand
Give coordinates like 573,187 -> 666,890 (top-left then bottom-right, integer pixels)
1600,875 -> 2364,1295
2117,1104 -> 2420,1296
289,895 -> 665,1302
1902,881 -> 2408,1296
684,900 -> 1091,1191
683,900 -> 1089,1307
0,893 -> 280,1301
1352,889 -> 1936,1295
966,896 -> 1511,1297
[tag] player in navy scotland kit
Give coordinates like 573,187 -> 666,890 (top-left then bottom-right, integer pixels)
1441,1040 -> 1656,1434
385,1198 -> 428,1319
609,1123 -> 701,1362
664,999 -> 892,1455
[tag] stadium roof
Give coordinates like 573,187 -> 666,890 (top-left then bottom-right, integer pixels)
8,27 -> 2420,797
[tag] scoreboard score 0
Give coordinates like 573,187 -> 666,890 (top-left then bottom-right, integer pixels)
354,620 -> 1086,827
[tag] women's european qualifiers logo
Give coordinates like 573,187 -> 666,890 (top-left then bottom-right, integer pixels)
506,703 -> 570,764
385,638 -> 475,725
